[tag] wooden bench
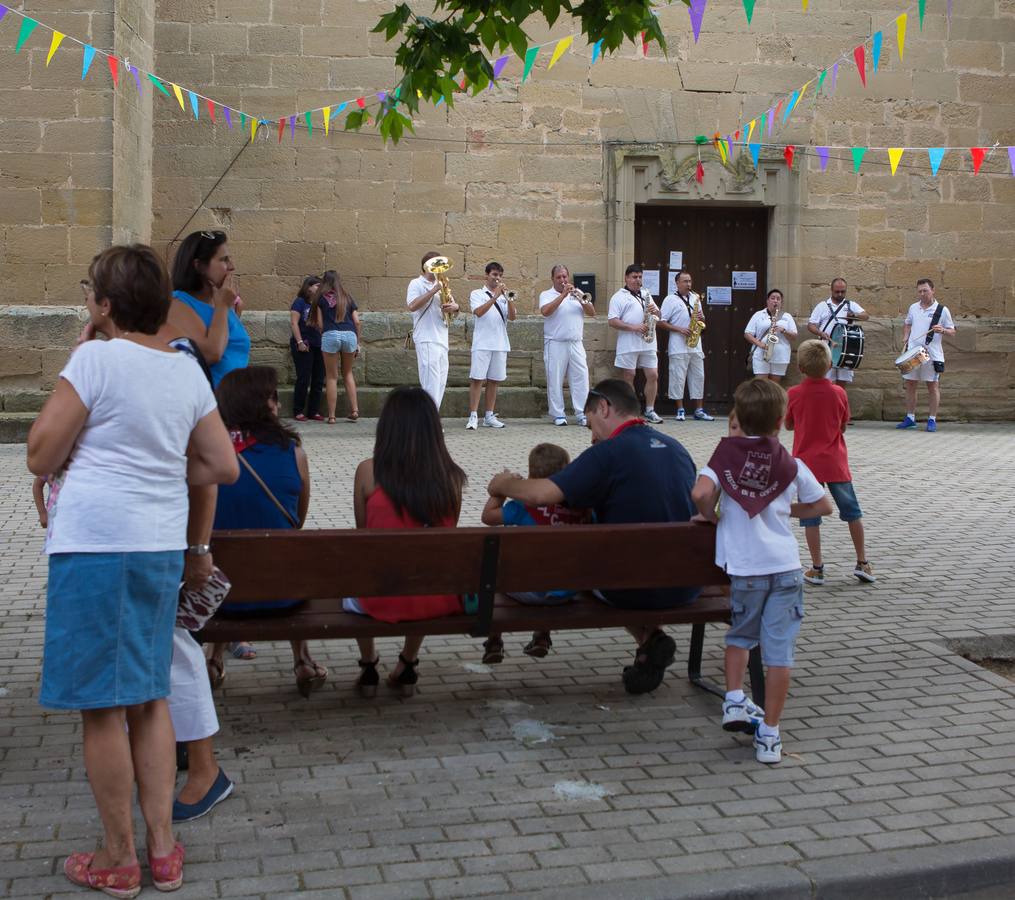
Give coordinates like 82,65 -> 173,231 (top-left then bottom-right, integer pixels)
197,522 -> 765,706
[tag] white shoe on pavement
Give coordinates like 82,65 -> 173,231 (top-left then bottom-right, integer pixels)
644,409 -> 664,424
466,412 -> 478,430
694,409 -> 715,421
754,729 -> 782,764
576,415 -> 588,427
483,413 -> 506,428
553,417 -> 568,426
722,697 -> 765,734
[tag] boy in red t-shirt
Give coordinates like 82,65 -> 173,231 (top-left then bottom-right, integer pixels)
785,341 -> 875,585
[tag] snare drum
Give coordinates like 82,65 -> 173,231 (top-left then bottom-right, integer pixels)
830,323 -> 865,370
894,345 -> 930,374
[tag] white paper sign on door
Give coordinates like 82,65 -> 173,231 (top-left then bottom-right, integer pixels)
707,286 -> 732,306
732,271 -> 758,290
641,269 -> 660,296
668,250 -> 683,270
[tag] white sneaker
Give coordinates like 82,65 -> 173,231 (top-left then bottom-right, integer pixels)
644,409 -> 663,424
482,413 -> 506,428
466,412 -> 478,430
754,729 -> 782,764
553,417 -> 568,426
854,561 -> 876,583
576,415 -> 588,427
722,697 -> 765,733
675,409 -> 686,421
694,409 -> 715,421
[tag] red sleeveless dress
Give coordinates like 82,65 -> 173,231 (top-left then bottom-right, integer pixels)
356,486 -> 464,623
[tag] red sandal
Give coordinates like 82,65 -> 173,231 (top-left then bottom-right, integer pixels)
147,842 -> 185,892
64,852 -> 141,899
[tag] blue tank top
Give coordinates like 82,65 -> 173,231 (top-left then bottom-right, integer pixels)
173,290 -> 251,387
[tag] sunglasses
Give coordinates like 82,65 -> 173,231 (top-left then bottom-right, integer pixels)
199,230 -> 226,241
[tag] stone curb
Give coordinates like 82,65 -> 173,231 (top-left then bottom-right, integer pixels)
501,835 -> 1015,899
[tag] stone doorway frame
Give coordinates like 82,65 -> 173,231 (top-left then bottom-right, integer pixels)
604,143 -> 805,314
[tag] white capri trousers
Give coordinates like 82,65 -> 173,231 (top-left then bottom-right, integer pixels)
668,353 -> 704,400
416,341 -> 449,412
544,339 -> 590,419
168,627 -> 219,743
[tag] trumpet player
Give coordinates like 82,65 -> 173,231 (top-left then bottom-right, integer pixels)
744,288 -> 798,383
539,264 -> 595,427
467,262 -> 516,430
608,264 -> 663,424
407,250 -> 459,412
658,269 -> 713,422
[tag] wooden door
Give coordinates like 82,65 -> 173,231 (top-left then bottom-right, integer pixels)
634,204 -> 769,412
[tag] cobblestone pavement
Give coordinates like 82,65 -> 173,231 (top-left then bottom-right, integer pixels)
2,417 -> 1015,898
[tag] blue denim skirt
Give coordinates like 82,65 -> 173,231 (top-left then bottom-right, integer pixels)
40,551 -> 183,710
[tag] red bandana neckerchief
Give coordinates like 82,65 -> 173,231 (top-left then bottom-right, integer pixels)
230,430 -> 257,453
608,418 -> 645,439
707,436 -> 796,518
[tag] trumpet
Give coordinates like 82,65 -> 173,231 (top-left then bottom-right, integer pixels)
568,287 -> 593,304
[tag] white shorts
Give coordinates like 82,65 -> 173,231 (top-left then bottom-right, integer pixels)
668,353 -> 704,399
826,366 -> 855,384
470,349 -> 507,382
902,360 -> 940,382
615,349 -> 657,371
167,628 -> 219,743
753,360 -> 788,377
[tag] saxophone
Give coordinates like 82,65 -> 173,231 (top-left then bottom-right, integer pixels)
422,255 -> 457,328
686,293 -> 706,349
640,289 -> 659,344
762,303 -> 781,362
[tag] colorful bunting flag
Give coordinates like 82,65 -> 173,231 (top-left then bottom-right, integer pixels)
289,116 -> 295,139
82,45 -> 96,80
970,147 -> 987,174
640,31 -> 648,57
240,112 -> 247,130
492,55 -> 509,79
46,32 -> 65,66
591,40 -> 603,64
782,91 -> 797,123
278,118 -> 285,142
851,147 -> 866,172
802,0 -> 809,9
250,117 -> 257,140
689,0 -> 707,44
897,14 -> 907,61
784,145 -> 795,169
304,111 -> 312,134
188,90 -> 199,119
816,147 -> 829,171
206,98 -> 216,122
830,62 -> 839,93
108,56 -> 119,86
223,107 -> 232,129
717,139 -> 727,164
947,0 -> 953,20
927,148 -> 945,175
749,142 -> 761,166
872,31 -> 882,72
743,0 -> 757,25
323,106 -> 330,135
817,69 -> 827,95
14,16 -> 38,53
888,147 -> 904,175
747,119 -> 756,143
147,73 -> 170,96
1009,147 -> 1015,176
0,6 -> 7,22
171,83 -> 185,110
355,97 -> 366,109
918,0 -> 926,29
522,46 -> 539,81
695,160 -> 704,184
129,65 -> 142,95
548,36 -> 573,70
853,46 -> 866,87
330,103 -> 347,119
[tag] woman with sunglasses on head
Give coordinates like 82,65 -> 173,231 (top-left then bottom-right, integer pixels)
310,269 -> 361,423
289,275 -> 325,421
168,230 -> 251,388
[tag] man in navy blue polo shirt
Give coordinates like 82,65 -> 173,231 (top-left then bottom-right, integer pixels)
487,378 -> 700,694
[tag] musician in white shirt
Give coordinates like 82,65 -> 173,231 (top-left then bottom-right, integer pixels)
657,270 -> 713,421
897,278 -> 956,432
607,264 -> 663,424
466,261 -> 516,430
806,278 -> 869,385
406,251 -> 459,412
539,264 -> 595,426
744,289 -> 798,382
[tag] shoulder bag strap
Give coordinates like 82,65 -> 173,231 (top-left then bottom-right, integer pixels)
485,289 -> 507,323
925,303 -> 945,345
237,452 -> 299,529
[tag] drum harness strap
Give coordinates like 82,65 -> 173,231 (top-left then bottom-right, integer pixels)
821,299 -> 851,335
925,303 -> 945,345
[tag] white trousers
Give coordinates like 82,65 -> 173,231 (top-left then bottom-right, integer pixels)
416,341 -> 449,412
667,353 -> 704,401
167,628 -> 219,743
544,339 -> 590,419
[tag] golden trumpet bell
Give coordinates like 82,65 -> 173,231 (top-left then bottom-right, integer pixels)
423,255 -> 452,275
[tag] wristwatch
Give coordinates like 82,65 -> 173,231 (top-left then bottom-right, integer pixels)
187,543 -> 211,556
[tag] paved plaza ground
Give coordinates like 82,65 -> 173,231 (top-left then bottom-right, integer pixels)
2,416 -> 1015,898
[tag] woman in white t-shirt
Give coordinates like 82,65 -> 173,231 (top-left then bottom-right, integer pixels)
744,289 -> 798,382
27,245 -> 238,896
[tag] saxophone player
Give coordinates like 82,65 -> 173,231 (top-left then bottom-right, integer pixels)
658,269 -> 713,422
406,250 -> 459,412
608,264 -> 663,424
744,288 -> 798,384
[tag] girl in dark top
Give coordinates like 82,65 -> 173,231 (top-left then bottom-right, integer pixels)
288,275 -> 324,420
311,269 -> 361,423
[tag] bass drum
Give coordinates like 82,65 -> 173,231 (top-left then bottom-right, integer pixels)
830,323 -> 864,370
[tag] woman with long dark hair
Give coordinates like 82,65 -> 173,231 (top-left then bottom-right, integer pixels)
344,386 -> 467,697
311,269 -> 361,423
288,275 -> 324,420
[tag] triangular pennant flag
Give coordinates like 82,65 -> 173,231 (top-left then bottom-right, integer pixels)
278,118 -> 285,142
188,90 -> 199,119
749,142 -> 761,166
591,40 -> 603,64
747,119 -> 756,143
46,32 -> 65,66
171,83 -> 185,110
927,147 -> 945,175
888,148 -> 904,175
436,95 -> 445,107
107,56 -> 119,86
725,136 -> 734,160
250,117 -> 258,140
323,107 -> 330,135
82,45 -> 96,80
743,0 -> 757,25
522,46 -> 540,81
1009,147 -> 1015,176
897,14 -> 907,61
223,107 -> 232,128
14,17 -> 38,53
774,98 -> 784,123
0,6 -> 8,22
206,98 -> 215,122
377,91 -> 387,102
851,147 -> 866,172
763,111 -> 770,136
492,55 -> 509,79
817,68 -> 827,95
919,0 -> 926,29
641,31 -> 648,57
147,73 -> 170,96
947,0 -> 952,20
330,103 -> 347,119
304,111 -> 312,134
289,116 -> 295,139
970,147 -> 987,174
782,93 -> 797,124
853,46 -> 866,87
355,96 -> 366,108
802,0 -> 808,8
816,147 -> 829,171
689,0 -> 707,44
240,112 -> 247,130
795,81 -> 809,109
716,139 -> 727,165
548,36 -> 573,70
830,62 -> 839,93
784,145 -> 795,169
872,31 -> 883,72
695,160 -> 704,184
128,65 -> 141,95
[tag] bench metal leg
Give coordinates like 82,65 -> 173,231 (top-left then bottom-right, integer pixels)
747,646 -> 766,711
468,534 -> 500,639
687,623 -> 725,699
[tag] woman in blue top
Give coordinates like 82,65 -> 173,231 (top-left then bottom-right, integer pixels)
168,230 -> 251,387
310,269 -> 361,423
288,275 -> 324,420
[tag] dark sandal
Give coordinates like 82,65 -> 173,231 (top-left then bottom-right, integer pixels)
386,653 -> 419,697
523,632 -> 552,658
294,661 -> 328,699
482,638 -> 505,665
206,657 -> 225,690
346,411 -> 360,422
357,657 -> 379,698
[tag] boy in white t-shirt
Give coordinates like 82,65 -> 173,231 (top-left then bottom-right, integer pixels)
691,378 -> 832,764
467,261 -> 516,430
